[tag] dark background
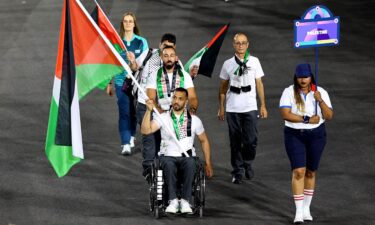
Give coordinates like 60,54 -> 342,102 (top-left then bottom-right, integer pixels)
1,0 -> 374,224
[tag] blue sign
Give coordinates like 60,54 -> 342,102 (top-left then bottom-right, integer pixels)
294,5 -> 340,48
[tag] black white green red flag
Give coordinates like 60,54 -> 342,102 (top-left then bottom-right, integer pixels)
45,0 -> 132,177
184,23 -> 230,77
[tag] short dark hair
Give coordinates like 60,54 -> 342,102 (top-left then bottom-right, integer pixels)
162,45 -> 176,54
174,87 -> 188,98
161,33 -> 176,45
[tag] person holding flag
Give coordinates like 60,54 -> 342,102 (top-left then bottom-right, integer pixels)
279,63 -> 333,224
141,87 -> 213,214
218,33 -> 268,184
136,34 -> 197,178
106,12 -> 148,155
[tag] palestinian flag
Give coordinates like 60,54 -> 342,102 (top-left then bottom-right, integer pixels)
184,23 -> 230,77
45,0 -> 131,177
90,1 -> 126,55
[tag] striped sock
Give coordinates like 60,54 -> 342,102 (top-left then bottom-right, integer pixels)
303,189 -> 314,220
294,194 -> 304,222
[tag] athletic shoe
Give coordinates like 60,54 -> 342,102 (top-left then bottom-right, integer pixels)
232,174 -> 242,184
303,210 -> 313,221
130,136 -> 135,148
180,199 -> 193,214
244,169 -> 254,180
294,215 -> 304,224
121,144 -> 131,155
165,198 -> 180,214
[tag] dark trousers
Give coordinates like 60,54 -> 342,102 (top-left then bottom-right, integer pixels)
160,156 -> 196,201
226,111 -> 258,176
136,102 -> 161,175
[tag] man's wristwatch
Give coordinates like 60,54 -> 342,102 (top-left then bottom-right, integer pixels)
303,115 -> 310,124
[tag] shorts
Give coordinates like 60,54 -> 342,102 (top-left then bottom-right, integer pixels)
284,124 -> 327,171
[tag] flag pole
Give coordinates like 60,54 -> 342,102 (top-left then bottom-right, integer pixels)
314,47 -> 318,115
76,0 -> 188,157
93,0 -> 128,53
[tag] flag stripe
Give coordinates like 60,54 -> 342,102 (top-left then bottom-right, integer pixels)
207,24 -> 229,48
45,98 -> 81,177
76,64 -> 123,99
197,25 -> 228,77
56,0 -> 76,146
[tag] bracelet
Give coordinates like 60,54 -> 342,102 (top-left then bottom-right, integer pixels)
303,115 -> 310,124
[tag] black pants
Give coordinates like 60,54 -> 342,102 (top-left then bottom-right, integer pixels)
136,103 -> 161,175
226,111 -> 258,176
160,156 -> 196,201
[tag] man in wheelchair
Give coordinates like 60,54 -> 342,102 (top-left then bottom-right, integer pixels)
141,87 -> 213,214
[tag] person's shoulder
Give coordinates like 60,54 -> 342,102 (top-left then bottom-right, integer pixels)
133,34 -> 146,40
283,85 -> 294,93
191,114 -> 203,124
223,56 -> 235,65
317,86 -> 329,94
248,55 -> 261,64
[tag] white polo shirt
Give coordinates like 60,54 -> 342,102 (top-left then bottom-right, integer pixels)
219,55 -> 264,113
279,85 -> 332,129
153,112 -> 205,157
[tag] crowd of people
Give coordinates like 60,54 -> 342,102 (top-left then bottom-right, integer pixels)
106,11 -> 334,223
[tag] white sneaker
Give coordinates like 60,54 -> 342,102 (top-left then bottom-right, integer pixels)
303,209 -> 313,221
294,214 -> 304,224
130,136 -> 135,148
165,198 -> 179,214
121,144 -> 131,155
180,199 -> 193,214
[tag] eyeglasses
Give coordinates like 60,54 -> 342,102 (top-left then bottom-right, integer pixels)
234,41 -> 248,46
123,20 -> 134,24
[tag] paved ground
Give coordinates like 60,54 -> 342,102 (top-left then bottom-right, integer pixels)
1,0 -> 375,224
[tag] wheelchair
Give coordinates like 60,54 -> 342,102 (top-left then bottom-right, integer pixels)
148,156 -> 206,218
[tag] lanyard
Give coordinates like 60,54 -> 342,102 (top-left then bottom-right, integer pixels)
156,66 -> 185,99
170,109 -> 192,140
234,50 -> 249,76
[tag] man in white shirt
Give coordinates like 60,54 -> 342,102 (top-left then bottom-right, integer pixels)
147,46 -> 198,113
218,33 -> 268,184
141,88 -> 213,214
137,34 -> 199,179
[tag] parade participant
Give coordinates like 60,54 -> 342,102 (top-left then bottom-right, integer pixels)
106,12 -> 148,155
141,88 -> 213,214
279,63 -> 333,223
135,33 -> 177,177
139,42 -> 198,178
146,46 -> 198,113
218,33 -> 267,184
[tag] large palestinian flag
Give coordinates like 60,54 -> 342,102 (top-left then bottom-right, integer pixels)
184,23 -> 230,77
45,0 -> 131,177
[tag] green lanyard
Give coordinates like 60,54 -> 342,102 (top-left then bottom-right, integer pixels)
234,50 -> 249,76
171,111 -> 185,140
156,67 -> 185,99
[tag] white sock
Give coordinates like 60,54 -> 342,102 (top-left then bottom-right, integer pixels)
294,194 -> 304,220
303,189 -> 314,216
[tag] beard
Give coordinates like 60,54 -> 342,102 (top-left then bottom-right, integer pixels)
165,61 -> 174,70
172,103 -> 183,111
